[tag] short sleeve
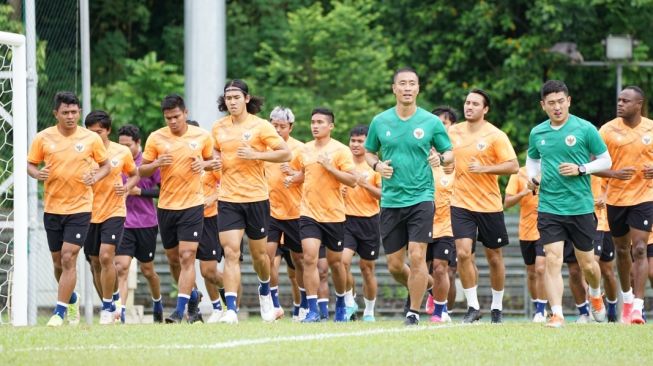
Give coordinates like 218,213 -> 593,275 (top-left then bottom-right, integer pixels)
260,122 -> 285,150
373,171 -> 382,187
211,123 -> 222,152
122,150 -> 136,175
527,129 -> 541,159
290,148 -> 303,171
27,134 -> 44,164
364,120 -> 380,153
587,125 -> 608,156
202,133 -> 214,160
493,132 -> 517,163
92,134 -> 108,163
431,117 -> 453,153
142,134 -> 159,162
335,147 -> 355,172
505,174 -> 520,195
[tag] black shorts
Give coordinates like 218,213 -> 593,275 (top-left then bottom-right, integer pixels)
44,212 -> 91,252
276,245 -> 295,270
563,237 -> 601,264
451,206 -> 510,249
197,215 -> 221,261
299,216 -> 344,252
157,205 -> 204,249
319,245 -> 326,259
426,236 -> 454,263
269,217 -> 301,253
344,215 -> 381,260
607,202 -> 653,237
380,201 -> 434,255
648,244 -> 653,258
218,200 -> 270,240
83,217 -> 125,258
519,240 -> 545,266
448,244 -> 457,267
117,226 -> 158,263
538,212 -> 596,252
596,231 -> 615,262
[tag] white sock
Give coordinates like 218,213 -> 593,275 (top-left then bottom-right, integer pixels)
491,288 -> 504,311
463,286 -> 479,310
551,305 -> 563,317
344,289 -> 355,307
633,298 -> 644,311
588,286 -> 601,298
622,289 -> 634,303
364,297 -> 376,316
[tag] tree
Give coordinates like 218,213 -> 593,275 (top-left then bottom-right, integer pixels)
254,1 -> 394,142
92,52 -> 184,140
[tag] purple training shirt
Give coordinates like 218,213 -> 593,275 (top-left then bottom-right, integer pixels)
123,151 -> 160,229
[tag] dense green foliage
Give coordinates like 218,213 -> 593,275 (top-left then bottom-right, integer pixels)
26,0 -> 653,151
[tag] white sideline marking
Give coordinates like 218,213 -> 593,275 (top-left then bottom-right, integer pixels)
10,324 -> 464,353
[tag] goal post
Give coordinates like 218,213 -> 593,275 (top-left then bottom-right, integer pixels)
0,31 -> 28,327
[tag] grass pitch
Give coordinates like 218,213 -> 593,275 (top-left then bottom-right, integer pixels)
1,317 -> 652,365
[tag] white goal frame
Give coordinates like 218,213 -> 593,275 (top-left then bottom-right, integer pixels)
0,31 -> 28,327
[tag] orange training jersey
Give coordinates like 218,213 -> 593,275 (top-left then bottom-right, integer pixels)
266,136 -> 304,220
27,126 -> 108,215
599,117 -> 653,206
292,138 -> 355,223
432,166 -> 454,238
449,121 -> 517,212
142,124 -> 213,210
591,175 -> 609,232
344,159 -> 381,217
90,141 -> 136,223
213,114 -> 285,203
202,170 -> 222,217
505,167 -> 539,241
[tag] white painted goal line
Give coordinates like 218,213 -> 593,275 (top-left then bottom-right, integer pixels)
8,323 -> 466,353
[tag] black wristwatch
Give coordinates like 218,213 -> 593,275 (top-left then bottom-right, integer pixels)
578,165 -> 587,176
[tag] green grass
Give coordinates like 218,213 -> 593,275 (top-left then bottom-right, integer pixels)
1,318 -> 652,365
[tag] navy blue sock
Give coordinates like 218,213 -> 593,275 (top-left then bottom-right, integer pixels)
307,296 -> 318,314
69,291 -> 78,304
434,303 -> 446,317
219,288 -> 226,303
536,301 -> 546,315
270,287 -> 280,307
190,288 -> 198,303
175,295 -> 190,315
112,291 -> 120,302
259,278 -> 270,296
153,297 -> 163,313
318,300 -> 329,318
335,294 -> 345,308
577,302 -> 589,316
293,303 -> 300,316
54,302 -> 67,318
607,301 -> 617,317
212,299 -> 222,311
102,298 -> 113,311
443,304 -> 448,313
300,288 -> 308,309
225,292 -> 238,311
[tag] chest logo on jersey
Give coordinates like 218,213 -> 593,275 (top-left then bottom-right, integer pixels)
540,139 -> 546,145
359,171 -> 370,180
413,128 -> 424,139
74,143 -> 85,153
565,135 -> 577,147
110,158 -> 119,167
642,135 -> 652,145
188,140 -> 199,150
242,131 -> 253,142
440,177 -> 450,186
385,130 -> 391,137
476,140 -> 488,151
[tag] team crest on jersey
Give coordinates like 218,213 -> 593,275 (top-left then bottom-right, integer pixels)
540,139 -> 546,145
440,177 -> 450,186
188,140 -> 199,150
476,140 -> 488,151
385,131 -> 391,137
413,128 -> 425,139
565,135 -> 577,147
242,131 -> 253,141
642,135 -> 652,145
74,143 -> 85,152
360,171 -> 370,180
110,158 -> 119,167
